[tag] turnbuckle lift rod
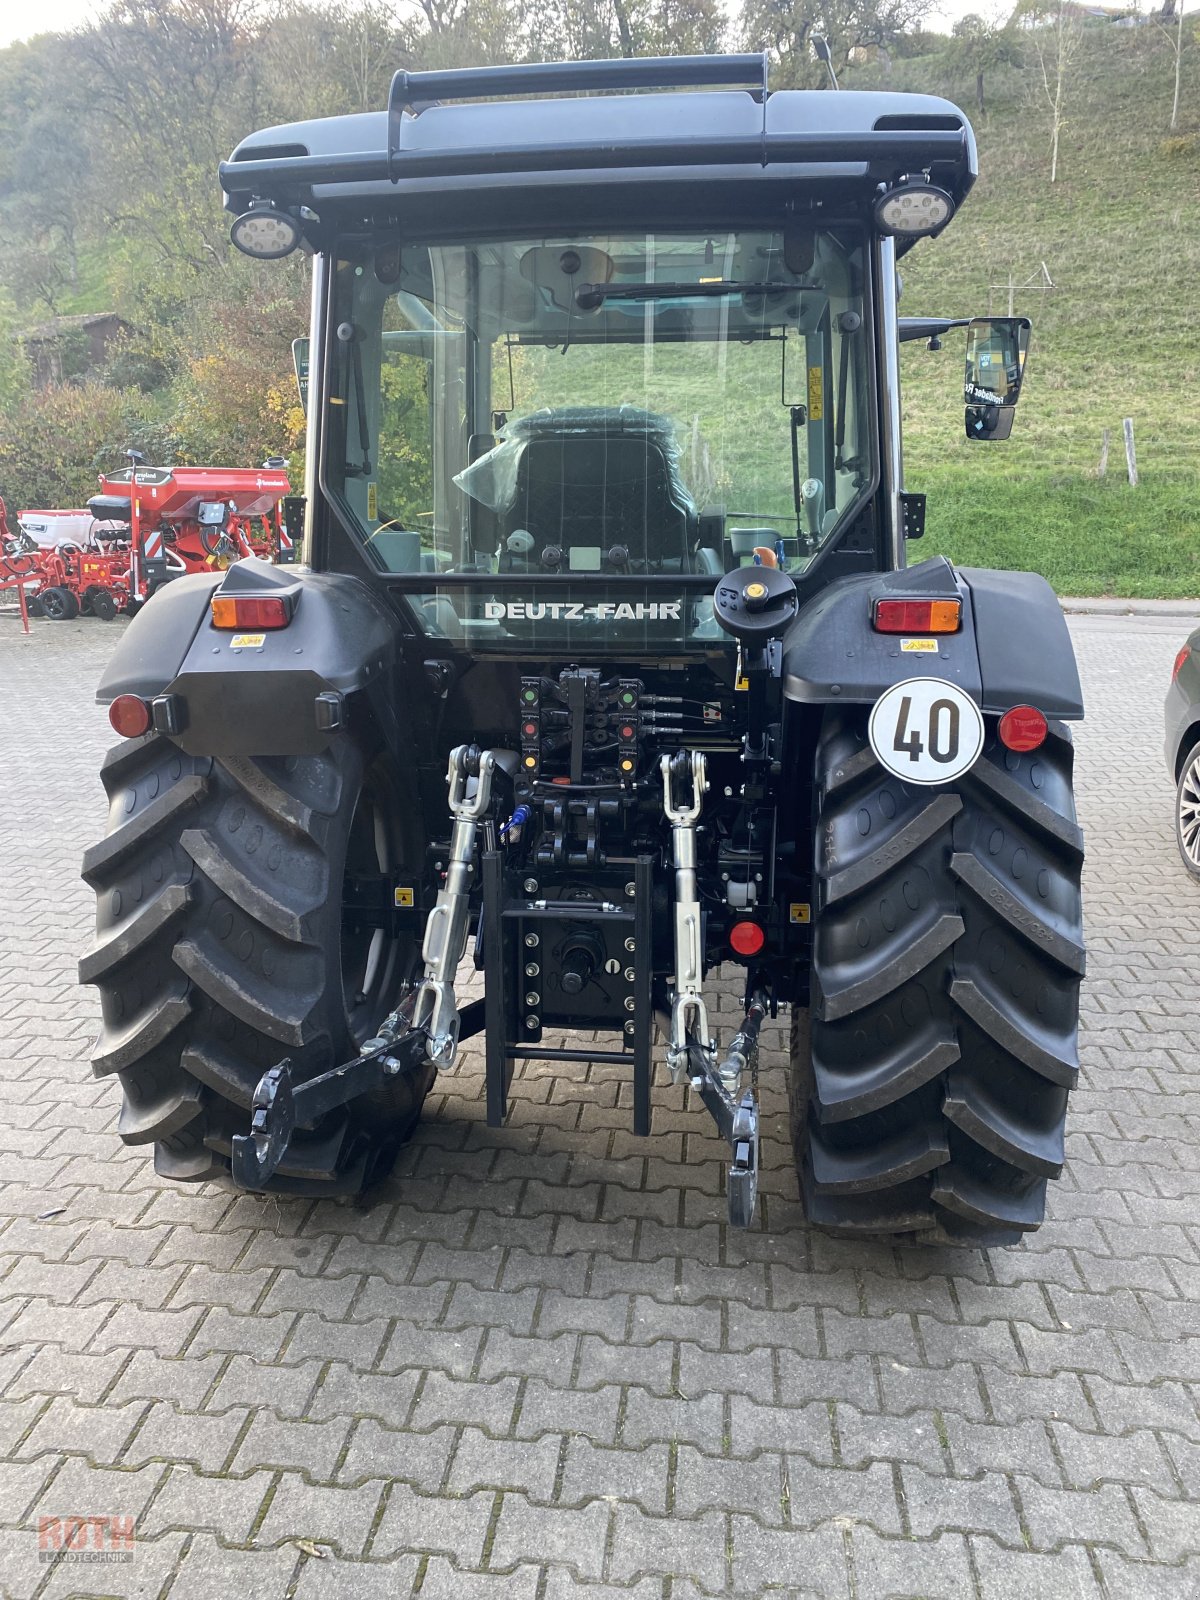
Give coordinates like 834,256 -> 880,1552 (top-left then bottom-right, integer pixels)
662,749 -> 712,1083
412,744 -> 497,1066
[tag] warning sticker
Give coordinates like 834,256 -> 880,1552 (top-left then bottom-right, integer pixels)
900,638 -> 939,653
807,366 -> 824,422
789,903 -> 812,924
230,633 -> 266,650
393,887 -> 414,908
367,482 -> 378,522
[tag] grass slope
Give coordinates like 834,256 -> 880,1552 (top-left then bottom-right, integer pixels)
871,24 -> 1200,595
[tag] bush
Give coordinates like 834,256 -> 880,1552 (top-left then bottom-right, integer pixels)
0,381 -> 174,509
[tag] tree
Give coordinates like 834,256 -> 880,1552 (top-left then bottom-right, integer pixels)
948,11 -> 1022,116
739,0 -> 929,89
1153,0 -> 1190,131
1018,0 -> 1085,183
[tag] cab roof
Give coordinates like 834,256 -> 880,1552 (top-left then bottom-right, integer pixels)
220,54 -> 976,248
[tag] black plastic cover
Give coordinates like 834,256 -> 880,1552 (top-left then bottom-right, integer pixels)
96,563 -> 399,756
958,566 -> 1084,719
96,571 -> 223,702
783,556 -> 1084,720
784,557 -> 983,707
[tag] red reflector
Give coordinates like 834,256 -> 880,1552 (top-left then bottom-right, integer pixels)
998,705 -> 1048,752
109,694 -> 152,738
1173,646 -> 1190,682
873,598 -> 961,634
211,594 -> 291,630
729,920 -> 766,957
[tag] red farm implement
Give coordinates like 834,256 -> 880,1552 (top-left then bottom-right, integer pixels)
15,456 -> 296,622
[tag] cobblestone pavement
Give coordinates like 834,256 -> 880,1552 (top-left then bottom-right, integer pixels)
1,609 -> 1198,1600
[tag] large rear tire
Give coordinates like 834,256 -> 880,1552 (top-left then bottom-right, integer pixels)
80,729 -> 431,1194
790,708 -> 1084,1246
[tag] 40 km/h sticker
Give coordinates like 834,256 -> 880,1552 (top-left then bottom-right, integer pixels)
868,678 -> 985,786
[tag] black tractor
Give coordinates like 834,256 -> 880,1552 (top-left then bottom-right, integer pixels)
82,55 -> 1084,1246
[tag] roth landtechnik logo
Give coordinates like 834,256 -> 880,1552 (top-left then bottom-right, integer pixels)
37,1515 -> 136,1564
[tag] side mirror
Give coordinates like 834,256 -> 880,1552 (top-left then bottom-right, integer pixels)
292,337 -> 310,415
964,316 -> 1030,442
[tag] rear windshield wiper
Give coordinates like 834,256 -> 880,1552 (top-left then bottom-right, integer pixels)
575,280 -> 802,311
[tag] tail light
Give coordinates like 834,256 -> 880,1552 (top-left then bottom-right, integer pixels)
211,594 -> 293,630
998,705 -> 1048,752
873,598 -> 961,634
1173,646 -> 1190,682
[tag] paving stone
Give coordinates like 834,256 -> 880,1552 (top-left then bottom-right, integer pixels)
1129,1486 -> 1200,1562
141,1463 -> 273,1542
377,1320 -> 485,1379
231,1410 -> 350,1481
560,1437 -> 670,1515
1093,1551 -> 1200,1600
256,1473 -> 384,1556
38,1530 -> 188,1600
287,1311 -> 391,1369
372,1483 -> 495,1564
901,1464 -> 1023,1547
337,1417 -> 455,1489
513,1380 -> 622,1445
1049,1419 -> 1177,1492
609,1506 -> 731,1592
165,1530 -> 300,1600
208,1355 -> 324,1418
620,1387 -> 725,1451
307,1364 -> 421,1425
850,1528 -> 975,1600
969,1534 -> 1104,1600
411,1372 -> 520,1434
419,1557 -> 541,1599
1016,1473 -> 1147,1555
729,1521 -> 850,1598
447,1427 -> 561,1500
942,1414 -> 1060,1486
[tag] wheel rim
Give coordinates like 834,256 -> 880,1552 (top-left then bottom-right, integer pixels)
1179,756 -> 1200,866
341,759 -> 416,1046
42,590 -> 65,620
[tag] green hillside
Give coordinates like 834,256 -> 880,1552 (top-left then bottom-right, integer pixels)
868,23 -> 1200,595
1,15 -> 1197,593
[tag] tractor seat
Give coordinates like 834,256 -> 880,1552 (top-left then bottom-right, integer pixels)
495,407 -> 699,573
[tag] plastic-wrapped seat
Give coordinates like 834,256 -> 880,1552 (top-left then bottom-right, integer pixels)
457,407 -> 707,573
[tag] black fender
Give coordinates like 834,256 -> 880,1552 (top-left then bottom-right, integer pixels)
782,555 -> 1083,720
96,560 -> 398,757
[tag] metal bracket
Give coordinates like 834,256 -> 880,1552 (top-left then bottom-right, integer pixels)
231,1035 -> 404,1190
685,991 -> 767,1228
412,744 -> 497,1067
901,491 -> 926,541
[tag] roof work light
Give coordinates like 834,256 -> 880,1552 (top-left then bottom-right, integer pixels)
230,203 -> 302,260
873,180 -> 955,239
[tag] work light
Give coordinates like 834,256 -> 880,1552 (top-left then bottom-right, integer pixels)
230,204 -> 302,260
873,181 -> 954,239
